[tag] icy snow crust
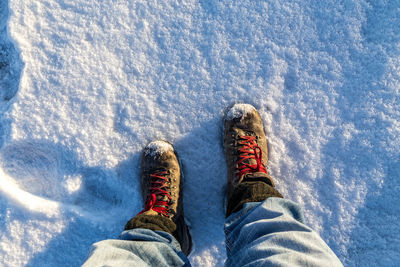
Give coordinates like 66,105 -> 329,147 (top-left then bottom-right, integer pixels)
0,0 -> 399,266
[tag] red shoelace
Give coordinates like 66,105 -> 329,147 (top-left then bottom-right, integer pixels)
139,170 -> 172,217
236,135 -> 268,178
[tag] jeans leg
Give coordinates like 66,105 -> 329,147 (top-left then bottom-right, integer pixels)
224,197 -> 343,267
82,228 -> 191,267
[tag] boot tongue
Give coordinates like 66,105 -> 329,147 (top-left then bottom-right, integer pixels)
242,157 -> 257,166
243,172 -> 275,187
236,131 -> 262,167
157,194 -> 170,203
154,194 -> 171,213
141,209 -> 160,216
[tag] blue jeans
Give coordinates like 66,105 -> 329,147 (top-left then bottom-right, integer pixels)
82,198 -> 342,266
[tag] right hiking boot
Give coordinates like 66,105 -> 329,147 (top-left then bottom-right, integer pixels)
124,140 -> 192,255
224,104 -> 283,217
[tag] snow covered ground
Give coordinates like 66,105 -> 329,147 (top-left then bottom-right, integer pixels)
0,0 -> 399,266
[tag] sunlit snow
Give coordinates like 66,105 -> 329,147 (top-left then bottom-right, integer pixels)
0,0 -> 399,266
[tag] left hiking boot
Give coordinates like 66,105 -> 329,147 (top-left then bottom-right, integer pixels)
224,104 -> 283,217
124,140 -> 192,255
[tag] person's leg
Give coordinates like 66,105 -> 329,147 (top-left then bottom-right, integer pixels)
225,197 -> 342,266
82,228 -> 189,267
82,141 -> 192,267
223,104 -> 342,266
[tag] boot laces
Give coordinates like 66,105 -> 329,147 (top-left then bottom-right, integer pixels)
236,135 -> 267,178
139,170 -> 172,217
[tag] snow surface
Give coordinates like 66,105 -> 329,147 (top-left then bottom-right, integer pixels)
0,0 -> 399,266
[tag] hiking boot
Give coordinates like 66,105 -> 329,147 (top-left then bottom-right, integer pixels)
124,140 -> 192,255
224,104 -> 282,217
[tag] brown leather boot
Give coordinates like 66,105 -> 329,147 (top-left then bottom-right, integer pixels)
224,104 -> 283,217
124,141 -> 192,255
